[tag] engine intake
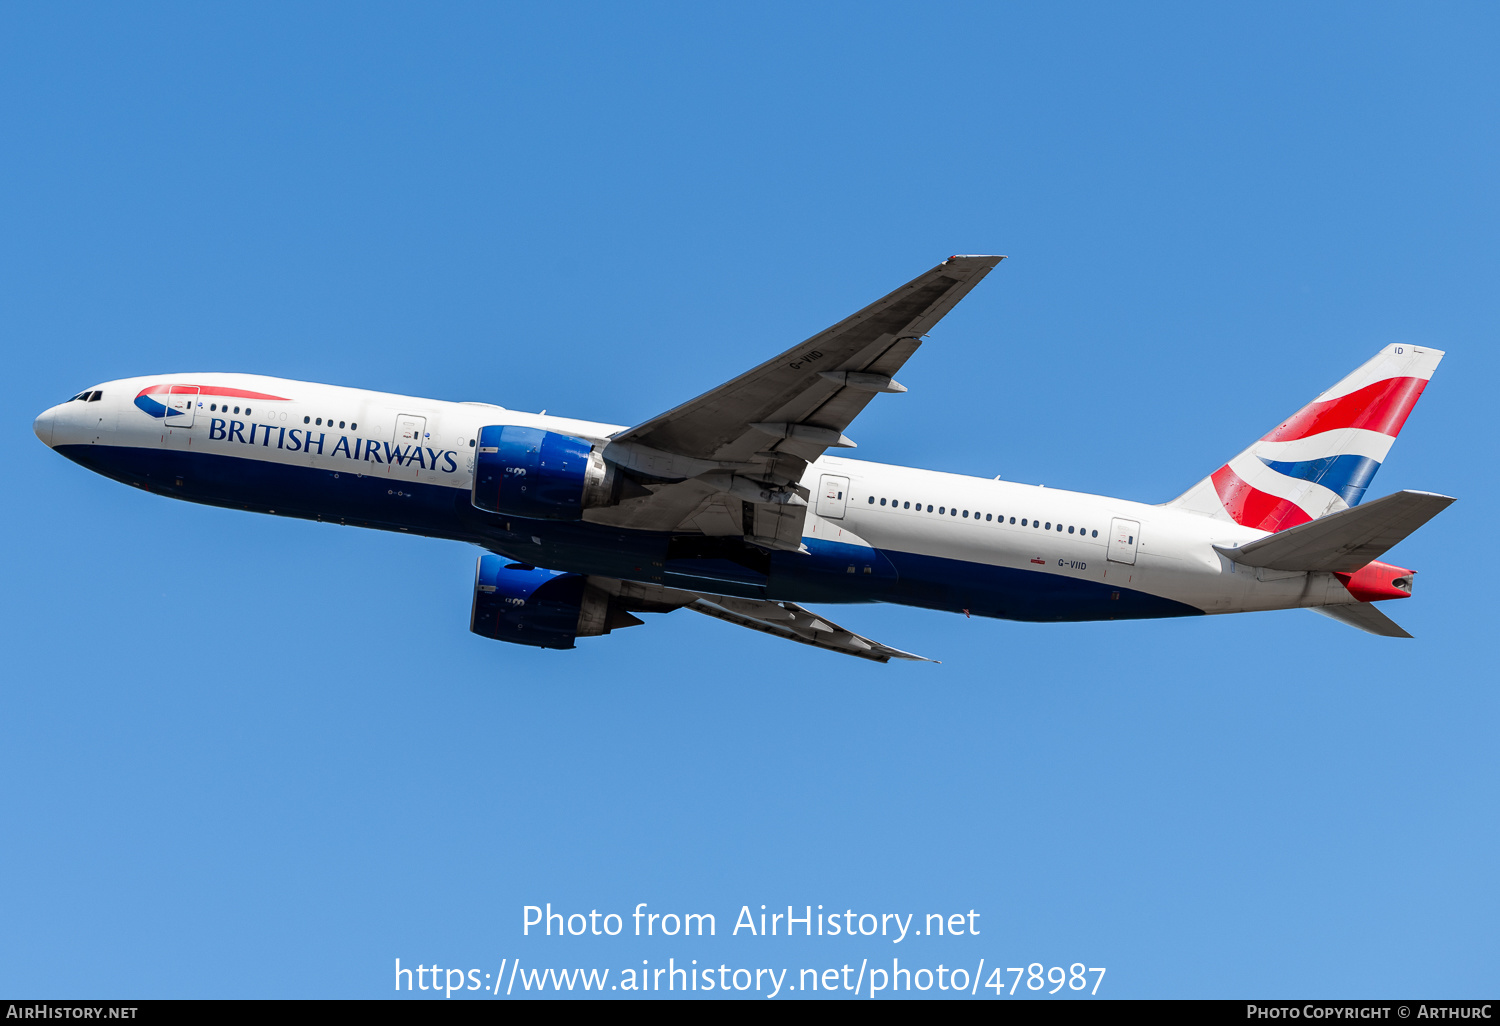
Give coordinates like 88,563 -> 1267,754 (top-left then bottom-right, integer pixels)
469,555 -> 642,650
472,425 -> 618,520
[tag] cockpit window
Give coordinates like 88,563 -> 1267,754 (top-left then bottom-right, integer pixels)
87,391 -> 102,402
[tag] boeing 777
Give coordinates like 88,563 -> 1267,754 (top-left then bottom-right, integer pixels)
33,256 -> 1452,661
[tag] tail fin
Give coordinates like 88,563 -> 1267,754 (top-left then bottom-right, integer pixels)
1168,344 -> 1444,531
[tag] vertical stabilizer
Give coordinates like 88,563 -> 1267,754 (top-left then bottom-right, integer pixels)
1167,345 -> 1444,531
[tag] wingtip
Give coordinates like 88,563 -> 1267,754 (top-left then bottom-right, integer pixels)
1401,489 -> 1457,504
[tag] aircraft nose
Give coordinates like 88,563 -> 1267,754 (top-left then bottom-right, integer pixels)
33,406 -> 57,447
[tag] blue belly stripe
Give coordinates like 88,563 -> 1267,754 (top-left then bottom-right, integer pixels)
56,443 -> 1204,625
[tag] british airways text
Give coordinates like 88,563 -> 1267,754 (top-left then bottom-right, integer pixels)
207,418 -> 460,473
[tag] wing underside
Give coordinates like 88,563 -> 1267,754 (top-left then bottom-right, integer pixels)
589,576 -> 934,663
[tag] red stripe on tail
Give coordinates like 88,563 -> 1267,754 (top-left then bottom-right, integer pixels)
1210,465 -> 1313,532
1261,377 -> 1427,442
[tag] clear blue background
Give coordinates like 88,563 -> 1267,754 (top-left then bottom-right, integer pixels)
2,2 -> 1495,999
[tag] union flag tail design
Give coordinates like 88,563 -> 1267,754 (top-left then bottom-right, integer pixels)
1168,345 -> 1445,532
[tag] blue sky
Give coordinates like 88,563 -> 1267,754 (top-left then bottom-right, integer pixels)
2,2 -> 1496,999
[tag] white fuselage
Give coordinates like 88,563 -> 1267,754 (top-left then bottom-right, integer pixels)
35,372 -> 1366,620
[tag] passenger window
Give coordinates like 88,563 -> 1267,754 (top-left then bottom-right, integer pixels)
926,505 -> 933,512
339,420 -> 346,428
210,403 -> 217,411
1091,530 -> 1098,537
1021,519 -> 1027,526
469,439 -> 475,447
962,510 -> 968,517
1068,526 -> 1074,533
939,507 -> 945,514
351,422 -> 358,430
233,406 -> 241,414
1045,522 -> 1051,530
903,501 -> 910,509
304,416 -> 310,424
986,514 -> 992,521
880,498 -> 887,506
868,496 -> 875,503
316,417 -> 322,425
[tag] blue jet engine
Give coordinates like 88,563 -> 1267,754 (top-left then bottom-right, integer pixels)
469,555 -> 643,649
472,425 -> 621,520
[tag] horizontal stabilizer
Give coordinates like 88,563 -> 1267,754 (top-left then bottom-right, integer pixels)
1215,490 -> 1455,572
1311,603 -> 1413,638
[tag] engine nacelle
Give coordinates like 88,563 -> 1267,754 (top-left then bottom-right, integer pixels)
472,425 -> 619,520
469,555 -> 641,650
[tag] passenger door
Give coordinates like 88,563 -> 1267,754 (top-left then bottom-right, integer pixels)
395,414 -> 426,447
816,475 -> 849,519
166,386 -> 198,427
1107,518 -> 1139,565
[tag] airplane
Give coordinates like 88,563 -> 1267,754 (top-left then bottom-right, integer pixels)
33,256 -> 1453,662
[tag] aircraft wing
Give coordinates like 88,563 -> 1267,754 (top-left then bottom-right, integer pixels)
590,576 -> 935,663
686,597 -> 934,663
590,256 -> 1003,540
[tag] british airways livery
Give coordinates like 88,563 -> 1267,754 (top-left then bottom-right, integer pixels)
33,257 -> 1453,661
